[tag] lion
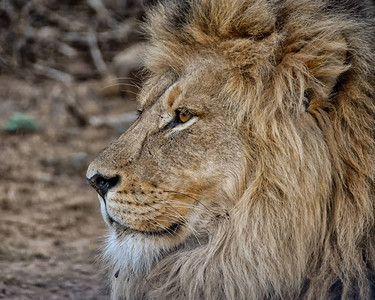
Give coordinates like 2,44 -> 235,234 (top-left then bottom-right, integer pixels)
86,0 -> 375,298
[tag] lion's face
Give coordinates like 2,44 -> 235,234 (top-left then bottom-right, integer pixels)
87,61 -> 245,272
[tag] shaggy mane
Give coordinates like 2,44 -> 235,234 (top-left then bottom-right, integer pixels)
110,0 -> 375,298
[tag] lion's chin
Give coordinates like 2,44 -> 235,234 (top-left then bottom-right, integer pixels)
98,195 -> 191,274
103,224 -> 191,275
104,229 -> 164,274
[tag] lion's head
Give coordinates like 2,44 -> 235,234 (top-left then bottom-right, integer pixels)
87,0 -> 375,298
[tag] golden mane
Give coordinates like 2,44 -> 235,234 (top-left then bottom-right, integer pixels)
105,0 -> 375,298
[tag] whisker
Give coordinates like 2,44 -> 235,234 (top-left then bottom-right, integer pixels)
143,194 -> 191,223
102,77 -> 141,87
109,76 -> 143,85
152,220 -> 177,237
136,199 -> 179,237
162,190 -> 215,217
136,212 -> 176,237
162,207 -> 188,223
120,90 -> 139,96
99,83 -> 141,95
145,194 -> 193,209
124,191 -> 213,242
143,193 -> 203,244
144,193 -> 212,216
161,209 -> 202,246
100,82 -> 140,88
105,76 -> 141,86
161,202 -> 211,214
143,191 -> 214,216
108,77 -> 133,81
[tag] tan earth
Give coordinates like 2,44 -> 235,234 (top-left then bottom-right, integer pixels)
0,76 -> 138,299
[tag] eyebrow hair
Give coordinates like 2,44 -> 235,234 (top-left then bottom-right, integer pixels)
167,85 -> 182,108
141,78 -> 177,110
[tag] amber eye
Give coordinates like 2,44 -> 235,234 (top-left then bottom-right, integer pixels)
178,111 -> 191,123
164,109 -> 193,129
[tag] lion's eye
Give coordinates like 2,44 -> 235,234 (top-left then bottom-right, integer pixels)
164,109 -> 193,129
178,111 -> 190,123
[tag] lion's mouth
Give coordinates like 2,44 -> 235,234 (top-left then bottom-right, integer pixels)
98,195 -> 184,236
112,218 -> 183,236
105,209 -> 183,236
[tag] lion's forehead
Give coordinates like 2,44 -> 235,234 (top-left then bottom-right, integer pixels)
139,59 -> 230,111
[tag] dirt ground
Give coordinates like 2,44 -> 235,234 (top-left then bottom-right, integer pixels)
0,76 -> 139,299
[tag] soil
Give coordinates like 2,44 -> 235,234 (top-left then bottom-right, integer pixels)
0,76 -> 138,299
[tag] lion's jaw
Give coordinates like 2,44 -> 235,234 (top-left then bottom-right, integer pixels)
97,191 -> 210,275
87,63 -> 245,275
96,193 -> 166,274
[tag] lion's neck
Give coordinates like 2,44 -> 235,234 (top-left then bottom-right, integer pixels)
108,223 -> 375,299
109,229 -> 304,299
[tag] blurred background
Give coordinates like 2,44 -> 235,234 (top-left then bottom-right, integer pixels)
0,0 -> 147,298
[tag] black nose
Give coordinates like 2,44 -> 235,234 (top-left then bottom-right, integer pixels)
88,174 -> 120,198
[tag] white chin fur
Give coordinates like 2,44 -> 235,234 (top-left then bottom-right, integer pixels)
104,228 -> 167,275
99,195 -> 171,274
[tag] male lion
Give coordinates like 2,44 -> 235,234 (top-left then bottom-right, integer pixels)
87,0 -> 375,298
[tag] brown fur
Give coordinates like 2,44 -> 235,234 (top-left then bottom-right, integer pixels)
87,0 -> 375,298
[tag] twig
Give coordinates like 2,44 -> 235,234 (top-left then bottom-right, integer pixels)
1,0 -> 144,80
86,0 -> 118,28
19,25 -> 76,58
65,92 -> 89,127
33,64 -> 73,83
56,42 -> 77,58
1,0 -> 16,23
87,29 -> 108,76
62,24 -> 134,44
50,85 -> 89,127
32,1 -> 86,31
